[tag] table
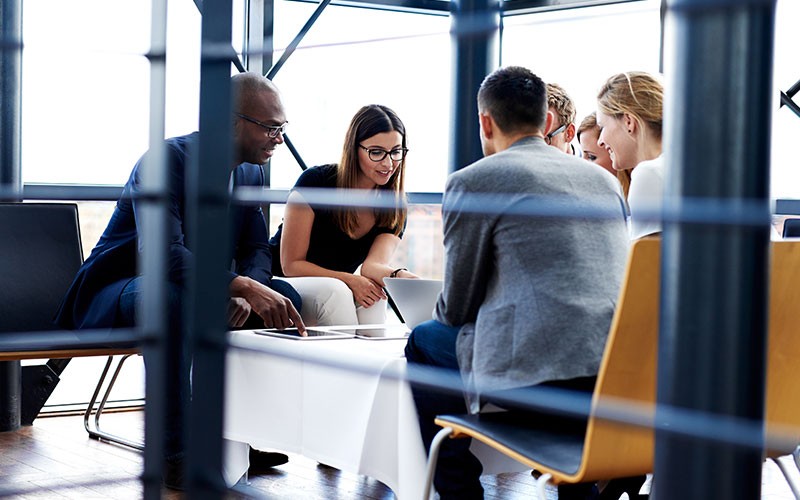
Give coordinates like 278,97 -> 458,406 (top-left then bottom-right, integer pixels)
222,328 -> 525,498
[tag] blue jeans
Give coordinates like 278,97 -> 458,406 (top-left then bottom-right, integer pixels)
118,276 -> 301,461
404,320 -> 484,499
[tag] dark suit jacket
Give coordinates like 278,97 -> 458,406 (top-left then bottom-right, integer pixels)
55,132 -> 273,329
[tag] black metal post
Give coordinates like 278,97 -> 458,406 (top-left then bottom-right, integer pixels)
0,0 -> 23,433
448,0 -> 499,172
185,0 -> 233,496
656,1 -> 777,498
140,0 -> 170,497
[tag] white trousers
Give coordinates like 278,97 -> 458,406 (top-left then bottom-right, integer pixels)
280,276 -> 387,326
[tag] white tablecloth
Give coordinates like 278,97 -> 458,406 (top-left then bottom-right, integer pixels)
222,328 -> 524,498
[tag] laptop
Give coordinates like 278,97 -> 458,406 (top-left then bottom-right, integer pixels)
323,278 -> 443,340
384,277 -> 443,330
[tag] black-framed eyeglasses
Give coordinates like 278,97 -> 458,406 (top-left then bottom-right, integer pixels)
358,145 -> 409,162
234,112 -> 288,139
544,123 -> 567,145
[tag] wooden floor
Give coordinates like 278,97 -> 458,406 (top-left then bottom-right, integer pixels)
0,410 -> 797,499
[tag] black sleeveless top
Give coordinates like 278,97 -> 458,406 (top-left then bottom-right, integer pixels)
269,164 -> 403,276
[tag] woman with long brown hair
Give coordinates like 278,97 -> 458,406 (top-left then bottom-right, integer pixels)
269,104 -> 417,325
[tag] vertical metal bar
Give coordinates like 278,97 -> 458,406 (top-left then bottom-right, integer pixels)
185,0 -> 233,496
656,1 -> 777,498
0,0 -> 22,195
140,0 -> 170,497
262,0 -> 275,223
0,0 -> 22,433
261,0 -> 274,75
449,0 -> 499,172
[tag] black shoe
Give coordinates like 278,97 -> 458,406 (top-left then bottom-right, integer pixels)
248,447 -> 289,474
163,458 -> 185,491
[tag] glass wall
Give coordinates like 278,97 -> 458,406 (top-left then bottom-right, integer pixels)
502,0 -> 662,150
269,2 -> 451,194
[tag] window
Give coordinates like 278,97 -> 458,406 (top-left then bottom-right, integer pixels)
269,2 -> 451,194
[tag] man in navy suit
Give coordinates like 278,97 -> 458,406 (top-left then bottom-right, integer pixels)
55,72 -> 304,488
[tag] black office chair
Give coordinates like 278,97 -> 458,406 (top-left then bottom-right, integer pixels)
782,218 -> 800,238
0,203 -> 142,449
0,202 -> 84,334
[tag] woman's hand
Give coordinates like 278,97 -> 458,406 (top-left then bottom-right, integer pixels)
345,274 -> 387,308
394,269 -> 419,279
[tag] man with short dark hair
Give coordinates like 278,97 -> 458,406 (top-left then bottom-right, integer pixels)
405,66 -> 628,499
56,72 -> 304,489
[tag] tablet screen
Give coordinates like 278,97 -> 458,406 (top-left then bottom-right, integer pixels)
331,326 -> 410,340
254,328 -> 354,340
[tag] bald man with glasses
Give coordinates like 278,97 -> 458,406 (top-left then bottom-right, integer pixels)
56,72 -> 303,489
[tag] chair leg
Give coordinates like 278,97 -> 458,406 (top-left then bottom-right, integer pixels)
794,445 -> 800,471
771,456 -> 800,499
535,473 -> 553,500
84,354 -> 144,450
422,427 -> 454,500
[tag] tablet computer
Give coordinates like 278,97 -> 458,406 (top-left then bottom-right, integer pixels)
254,327 -> 355,340
329,325 -> 411,340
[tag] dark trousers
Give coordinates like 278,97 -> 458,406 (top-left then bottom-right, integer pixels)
404,319 -> 600,500
117,276 -> 301,460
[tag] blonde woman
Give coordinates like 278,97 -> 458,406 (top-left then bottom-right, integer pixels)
269,104 -> 417,326
577,112 -> 633,198
596,71 -> 664,239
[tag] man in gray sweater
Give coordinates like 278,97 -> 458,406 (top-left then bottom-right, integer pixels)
405,66 -> 629,499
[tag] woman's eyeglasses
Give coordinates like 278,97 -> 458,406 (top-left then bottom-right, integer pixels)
359,145 -> 409,162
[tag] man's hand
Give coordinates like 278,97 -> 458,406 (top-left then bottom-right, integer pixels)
227,297 -> 252,328
344,275 -> 387,308
230,276 -> 306,335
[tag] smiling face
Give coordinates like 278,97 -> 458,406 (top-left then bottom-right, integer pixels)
596,111 -> 638,171
234,89 -> 287,165
579,128 -> 614,175
356,131 -> 403,189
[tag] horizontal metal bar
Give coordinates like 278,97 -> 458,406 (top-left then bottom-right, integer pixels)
284,0 -> 449,15
501,0 -> 644,16
0,328 -> 139,353
14,183 -> 442,204
19,184 -> 124,201
775,199 -> 800,215
10,184 -> 774,227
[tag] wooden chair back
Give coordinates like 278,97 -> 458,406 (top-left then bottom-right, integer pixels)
572,237 -> 660,482
765,240 -> 800,455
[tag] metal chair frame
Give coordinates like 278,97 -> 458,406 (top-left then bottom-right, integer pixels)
83,354 -> 144,450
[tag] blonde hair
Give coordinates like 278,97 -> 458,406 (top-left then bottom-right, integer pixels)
546,82 -> 576,127
597,72 -> 663,140
335,105 -> 407,239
